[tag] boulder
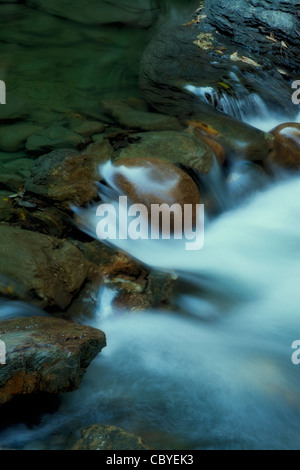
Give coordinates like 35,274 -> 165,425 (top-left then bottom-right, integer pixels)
25,144 -> 113,209
0,225 -> 93,308
201,0 -> 300,73
0,316 -> 106,405
269,122 -> 300,169
72,424 -> 151,450
115,130 -> 214,173
110,157 -> 202,232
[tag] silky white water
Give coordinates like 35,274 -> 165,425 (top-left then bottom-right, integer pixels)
1,88 -> 300,448
1,171 -> 300,450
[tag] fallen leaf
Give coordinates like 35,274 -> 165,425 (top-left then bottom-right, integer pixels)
196,14 -> 207,22
188,120 -> 220,137
183,19 -> 196,26
281,41 -> 288,48
277,68 -> 288,75
230,52 -> 240,61
218,82 -> 230,89
266,35 -> 278,43
230,52 -> 260,67
241,56 -> 261,67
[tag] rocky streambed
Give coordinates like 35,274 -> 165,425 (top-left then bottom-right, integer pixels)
0,0 -> 300,450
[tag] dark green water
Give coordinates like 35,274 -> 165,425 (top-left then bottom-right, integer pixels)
0,0 -> 190,126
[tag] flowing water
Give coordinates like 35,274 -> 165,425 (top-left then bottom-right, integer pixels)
0,0 -> 300,451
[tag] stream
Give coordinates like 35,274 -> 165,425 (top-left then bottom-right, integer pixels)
0,0 -> 300,451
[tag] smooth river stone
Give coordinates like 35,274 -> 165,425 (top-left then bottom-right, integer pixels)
269,123 -> 300,169
108,157 -> 202,235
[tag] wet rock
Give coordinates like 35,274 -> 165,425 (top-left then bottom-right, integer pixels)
115,131 -> 214,173
27,0 -> 159,28
100,99 -> 183,132
15,205 -> 74,239
72,424 -> 151,450
25,147 -> 111,209
0,316 -> 106,405
187,121 -> 226,165
75,241 -> 175,313
26,126 -> 85,152
110,157 -> 202,234
0,123 -> 42,152
186,116 -> 273,164
269,123 -> 300,169
0,225 -> 93,308
140,23 -> 296,119
201,0 -> 300,72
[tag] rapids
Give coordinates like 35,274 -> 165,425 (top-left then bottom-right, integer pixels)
1,161 -> 300,450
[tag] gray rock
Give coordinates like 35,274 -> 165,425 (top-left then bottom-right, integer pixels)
201,0 -> 300,72
140,24 -> 296,120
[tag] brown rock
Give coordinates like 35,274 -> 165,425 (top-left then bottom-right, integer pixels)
269,122 -> 300,169
74,241 -> 175,313
0,316 -> 106,405
72,424 -> 152,450
111,157 -> 202,235
0,225 -> 93,308
25,144 -> 113,209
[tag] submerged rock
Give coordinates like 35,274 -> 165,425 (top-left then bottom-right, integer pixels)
100,99 -> 183,132
26,126 -> 85,152
0,123 -> 42,152
269,123 -> 300,169
72,424 -> 151,450
0,225 -> 92,308
27,0 -> 159,28
0,4 -> 82,47
0,316 -> 106,405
